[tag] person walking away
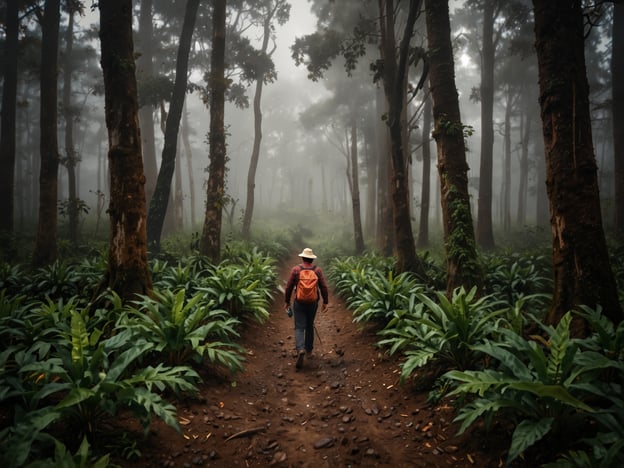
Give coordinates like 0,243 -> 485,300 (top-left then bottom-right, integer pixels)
284,247 -> 329,369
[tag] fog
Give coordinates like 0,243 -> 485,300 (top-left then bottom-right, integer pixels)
6,1 -> 617,244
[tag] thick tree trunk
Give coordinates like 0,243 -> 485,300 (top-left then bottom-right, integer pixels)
417,91 -> 432,248
99,0 -> 153,301
476,0 -> 495,249
532,0 -> 622,326
63,10 -> 79,247
379,0 -> 426,278
33,0 -> 60,267
350,116 -> 365,254
137,0 -> 158,206
613,3 -> 624,234
0,0 -> 18,238
200,0 -> 227,262
375,87 -> 393,256
147,0 -> 199,252
425,0 -> 483,295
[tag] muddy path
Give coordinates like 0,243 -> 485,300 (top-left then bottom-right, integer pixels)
123,255 -> 506,467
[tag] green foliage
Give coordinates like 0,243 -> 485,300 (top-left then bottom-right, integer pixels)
197,262 -> 271,323
28,437 -> 111,468
443,312 -> 609,465
484,252 -> 552,306
349,270 -> 424,324
117,289 -> 245,372
0,302 -> 199,466
327,252 -> 397,305
379,287 -> 505,381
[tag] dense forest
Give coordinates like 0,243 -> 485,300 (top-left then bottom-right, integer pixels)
1,0 -> 623,466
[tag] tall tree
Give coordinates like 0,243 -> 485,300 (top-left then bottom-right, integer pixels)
417,89 -> 432,248
349,112 -> 365,253
32,0 -> 61,267
61,3 -> 80,247
241,0 -> 289,239
147,0 -> 200,253
378,0 -> 427,277
475,0 -> 497,249
98,0 -> 153,300
532,0 -> 622,326
137,0 -> 158,206
0,0 -> 19,240
425,0 -> 483,295
200,0 -> 227,262
613,2 -> 624,234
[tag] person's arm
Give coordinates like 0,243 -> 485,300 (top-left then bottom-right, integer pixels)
284,266 -> 299,308
316,267 -> 329,309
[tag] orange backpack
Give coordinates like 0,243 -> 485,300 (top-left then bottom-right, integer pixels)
296,265 -> 319,303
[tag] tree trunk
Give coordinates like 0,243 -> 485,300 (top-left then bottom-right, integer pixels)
182,105 -> 197,227
200,0 -> 227,262
378,0 -> 427,278
613,3 -> 624,234
62,10 -> 79,247
425,0 -> 483,295
242,2 -> 286,238
0,0 -> 18,238
517,96 -> 532,226
98,0 -> 153,301
364,115 -> 377,239
476,0 -> 495,249
532,0 -> 622,326
350,115 -> 365,254
147,0 -> 199,252
33,0 -> 60,267
502,85 -> 511,233
375,86 -> 393,256
417,90 -> 432,248
137,0 -> 158,206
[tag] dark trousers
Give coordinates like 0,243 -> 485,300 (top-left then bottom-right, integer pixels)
293,300 -> 318,351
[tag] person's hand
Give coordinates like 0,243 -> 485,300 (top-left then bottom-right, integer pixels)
322,303 -> 328,313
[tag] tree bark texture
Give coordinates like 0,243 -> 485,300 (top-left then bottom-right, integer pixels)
532,0 -> 622,325
99,0 -> 153,301
137,0 -> 158,206
375,86 -> 393,255
417,90 -> 432,248
425,0 -> 483,295
147,0 -> 199,252
63,10 -> 79,246
613,3 -> 624,234
0,0 -> 18,236
200,0 -> 227,262
33,0 -> 60,267
350,116 -> 365,254
476,0 -> 495,249
378,0 -> 426,278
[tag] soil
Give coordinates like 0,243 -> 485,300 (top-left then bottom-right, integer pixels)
116,255 -> 513,467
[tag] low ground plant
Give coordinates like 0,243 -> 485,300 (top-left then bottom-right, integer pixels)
116,289 -> 245,371
379,287 -> 505,382
444,311 -> 624,465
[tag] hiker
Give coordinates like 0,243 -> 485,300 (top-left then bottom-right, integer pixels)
284,247 -> 329,369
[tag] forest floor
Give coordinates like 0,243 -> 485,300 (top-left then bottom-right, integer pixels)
115,254 -> 516,468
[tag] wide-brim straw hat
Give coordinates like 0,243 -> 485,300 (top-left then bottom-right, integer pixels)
298,247 -> 317,259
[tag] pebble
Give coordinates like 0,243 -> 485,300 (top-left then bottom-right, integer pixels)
313,437 -> 335,449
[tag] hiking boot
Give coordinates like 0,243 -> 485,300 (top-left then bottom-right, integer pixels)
295,350 -> 305,369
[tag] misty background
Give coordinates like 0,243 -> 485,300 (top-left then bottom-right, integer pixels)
6,1 -> 616,247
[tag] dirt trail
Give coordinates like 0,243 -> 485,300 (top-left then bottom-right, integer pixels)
126,255 -> 504,467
